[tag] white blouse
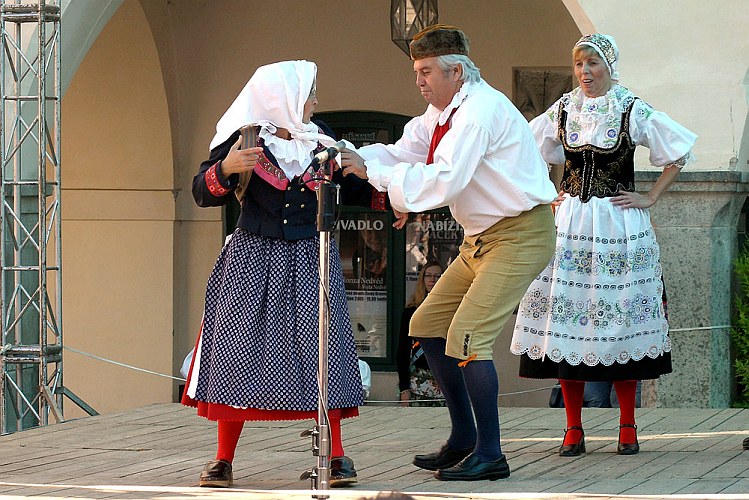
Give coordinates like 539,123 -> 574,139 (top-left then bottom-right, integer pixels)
530,84 -> 697,168
358,80 -> 558,236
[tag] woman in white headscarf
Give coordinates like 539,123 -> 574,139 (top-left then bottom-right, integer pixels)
182,60 -> 371,488
511,34 -> 697,457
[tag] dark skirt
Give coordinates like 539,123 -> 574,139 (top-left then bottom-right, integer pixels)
182,228 -> 362,421
518,351 -> 672,381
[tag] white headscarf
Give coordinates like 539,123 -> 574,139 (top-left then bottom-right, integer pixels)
209,60 -> 336,173
574,33 -> 620,81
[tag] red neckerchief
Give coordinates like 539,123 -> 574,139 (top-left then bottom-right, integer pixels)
426,107 -> 458,164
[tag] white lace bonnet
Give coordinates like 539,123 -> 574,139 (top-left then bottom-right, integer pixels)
574,33 -> 620,81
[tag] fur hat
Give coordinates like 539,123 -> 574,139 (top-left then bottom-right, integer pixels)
409,24 -> 469,61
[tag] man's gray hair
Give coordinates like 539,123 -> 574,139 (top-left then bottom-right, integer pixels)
436,54 -> 481,84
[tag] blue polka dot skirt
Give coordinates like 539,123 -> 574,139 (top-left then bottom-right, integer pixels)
183,228 -> 363,420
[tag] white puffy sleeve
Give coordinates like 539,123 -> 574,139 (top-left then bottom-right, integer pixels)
359,113 -> 491,214
629,99 -> 697,168
356,115 -> 431,193
529,101 -> 565,166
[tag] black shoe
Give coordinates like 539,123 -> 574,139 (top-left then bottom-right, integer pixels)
743,437 -> 749,450
413,443 -> 474,471
617,423 -> 639,455
330,456 -> 357,487
199,459 -> 233,487
434,453 -> 511,481
559,426 -> 586,457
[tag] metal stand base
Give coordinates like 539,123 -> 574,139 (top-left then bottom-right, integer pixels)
300,173 -> 340,498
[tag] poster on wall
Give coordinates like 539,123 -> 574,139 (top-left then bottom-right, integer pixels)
404,212 -> 464,301
335,211 -> 389,358
513,67 -> 573,121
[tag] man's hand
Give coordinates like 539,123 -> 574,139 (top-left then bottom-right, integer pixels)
392,208 -> 409,229
220,137 -> 263,176
340,149 -> 369,180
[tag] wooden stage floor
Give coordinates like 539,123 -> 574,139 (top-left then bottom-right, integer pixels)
1,403 -> 749,499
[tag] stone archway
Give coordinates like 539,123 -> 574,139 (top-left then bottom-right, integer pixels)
59,0 -> 176,417
60,0 -> 123,96
560,0 -> 595,34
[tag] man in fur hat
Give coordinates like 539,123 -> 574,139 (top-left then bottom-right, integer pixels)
340,25 -> 557,481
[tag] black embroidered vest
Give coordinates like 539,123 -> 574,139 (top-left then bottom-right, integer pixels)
558,99 -> 637,202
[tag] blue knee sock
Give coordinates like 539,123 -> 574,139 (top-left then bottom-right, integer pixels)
462,359 -> 502,461
416,337 -> 477,449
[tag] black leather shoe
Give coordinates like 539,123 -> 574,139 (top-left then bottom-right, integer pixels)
413,443 -> 474,471
617,423 -> 639,455
434,453 -> 510,481
330,456 -> 357,487
743,437 -> 749,450
559,426 -> 586,457
199,459 -> 233,487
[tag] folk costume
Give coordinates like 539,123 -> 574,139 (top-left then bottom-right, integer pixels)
356,25 -> 557,481
182,60 -> 366,487
510,34 -> 697,456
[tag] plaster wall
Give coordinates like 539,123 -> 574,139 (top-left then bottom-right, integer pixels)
61,0 -> 174,417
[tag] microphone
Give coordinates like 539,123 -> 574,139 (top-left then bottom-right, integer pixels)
311,140 -> 346,166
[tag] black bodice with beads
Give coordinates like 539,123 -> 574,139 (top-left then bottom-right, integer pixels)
558,99 -> 637,202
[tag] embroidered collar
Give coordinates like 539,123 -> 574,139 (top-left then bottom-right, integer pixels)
564,84 -> 635,118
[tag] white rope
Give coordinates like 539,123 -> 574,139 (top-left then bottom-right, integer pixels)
499,385 -> 558,397
365,399 -> 445,405
55,323 -> 733,395
64,346 -> 186,382
366,384 -> 558,405
669,325 -> 731,332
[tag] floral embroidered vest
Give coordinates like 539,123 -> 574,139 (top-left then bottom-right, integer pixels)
558,99 -> 637,202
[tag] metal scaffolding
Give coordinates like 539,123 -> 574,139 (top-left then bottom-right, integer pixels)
0,0 -> 92,434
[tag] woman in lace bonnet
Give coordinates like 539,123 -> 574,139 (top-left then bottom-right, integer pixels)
511,34 -> 697,457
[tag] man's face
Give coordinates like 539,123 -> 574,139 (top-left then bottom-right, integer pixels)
413,57 -> 462,111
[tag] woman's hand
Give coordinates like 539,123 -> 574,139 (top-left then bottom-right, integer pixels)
611,164 -> 680,210
610,190 -> 655,209
551,190 -> 566,215
392,208 -> 409,229
220,137 -> 263,176
399,390 -> 410,407
340,149 -> 369,180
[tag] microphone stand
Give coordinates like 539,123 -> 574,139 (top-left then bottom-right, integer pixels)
300,158 -> 340,499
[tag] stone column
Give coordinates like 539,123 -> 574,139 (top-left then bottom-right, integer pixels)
638,171 -> 749,408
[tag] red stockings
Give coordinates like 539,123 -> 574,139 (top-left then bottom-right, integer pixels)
216,420 -> 244,463
613,380 -> 637,443
216,416 -> 345,463
560,379 -> 584,446
559,379 -> 639,446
